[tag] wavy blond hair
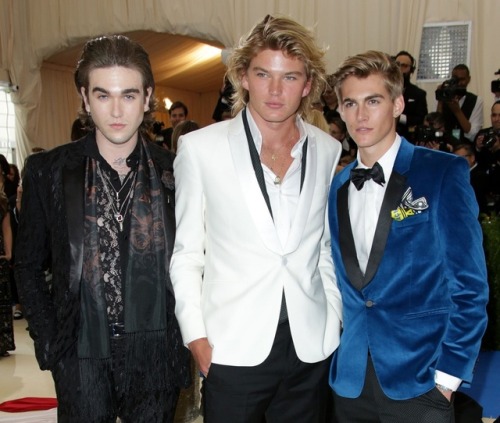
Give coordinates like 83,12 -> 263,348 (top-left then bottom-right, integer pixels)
226,15 -> 327,121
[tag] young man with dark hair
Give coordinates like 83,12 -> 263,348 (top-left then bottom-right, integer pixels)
15,34 -> 189,423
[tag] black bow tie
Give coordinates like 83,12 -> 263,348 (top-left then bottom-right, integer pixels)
350,162 -> 385,190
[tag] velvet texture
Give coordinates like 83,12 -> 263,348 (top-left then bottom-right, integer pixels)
328,138 -> 489,400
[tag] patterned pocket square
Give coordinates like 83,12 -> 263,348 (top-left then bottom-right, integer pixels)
391,187 -> 428,221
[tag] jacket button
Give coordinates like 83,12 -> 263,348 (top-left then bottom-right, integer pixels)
365,300 -> 374,307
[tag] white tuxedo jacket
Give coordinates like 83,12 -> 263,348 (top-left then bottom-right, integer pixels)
170,110 -> 342,366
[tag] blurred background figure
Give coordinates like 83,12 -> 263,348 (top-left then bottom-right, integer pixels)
160,101 -> 189,150
0,157 -> 14,358
70,118 -> 89,141
172,120 -> 200,154
212,76 -> 234,122
453,143 -> 491,215
436,64 -> 483,143
394,50 -> 428,142
321,74 -> 340,118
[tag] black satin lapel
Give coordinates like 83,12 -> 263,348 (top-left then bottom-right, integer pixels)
63,162 -> 85,295
363,171 -> 407,285
338,180 -> 365,291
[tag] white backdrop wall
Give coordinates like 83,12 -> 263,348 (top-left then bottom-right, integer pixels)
0,0 -> 498,164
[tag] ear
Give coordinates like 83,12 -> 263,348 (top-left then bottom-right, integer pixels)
80,87 -> 90,113
241,71 -> 249,91
393,95 -> 405,118
144,87 -> 153,112
302,78 -> 312,98
338,104 -> 346,122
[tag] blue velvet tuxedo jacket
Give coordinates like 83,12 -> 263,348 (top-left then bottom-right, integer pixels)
328,138 -> 489,400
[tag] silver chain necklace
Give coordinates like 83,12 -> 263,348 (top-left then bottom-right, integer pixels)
97,164 -> 137,232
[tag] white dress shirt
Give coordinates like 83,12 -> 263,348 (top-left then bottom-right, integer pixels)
460,94 -> 484,142
246,110 -> 306,248
348,135 -> 401,274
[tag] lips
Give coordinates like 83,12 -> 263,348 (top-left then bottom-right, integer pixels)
266,102 -> 283,109
110,123 -> 125,130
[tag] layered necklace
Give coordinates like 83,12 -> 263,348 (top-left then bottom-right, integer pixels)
97,164 -> 137,232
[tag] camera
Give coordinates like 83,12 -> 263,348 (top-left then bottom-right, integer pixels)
414,125 -> 450,151
435,78 -> 466,101
481,127 -> 500,149
415,125 -> 436,142
491,69 -> 500,93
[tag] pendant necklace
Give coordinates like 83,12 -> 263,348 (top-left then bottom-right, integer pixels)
265,130 -> 297,185
97,165 -> 137,232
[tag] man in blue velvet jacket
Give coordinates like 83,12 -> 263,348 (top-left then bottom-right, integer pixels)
328,50 -> 489,422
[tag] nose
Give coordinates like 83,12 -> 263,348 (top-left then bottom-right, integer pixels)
356,104 -> 368,122
269,77 -> 282,96
111,99 -> 122,118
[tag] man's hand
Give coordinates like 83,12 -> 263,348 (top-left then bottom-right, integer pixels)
475,133 -> 486,150
188,337 -> 213,377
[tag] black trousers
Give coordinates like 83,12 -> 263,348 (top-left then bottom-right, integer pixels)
52,337 -> 179,423
333,356 -> 455,423
204,320 -> 333,423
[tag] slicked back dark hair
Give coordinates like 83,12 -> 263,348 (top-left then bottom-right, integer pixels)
74,34 -> 156,135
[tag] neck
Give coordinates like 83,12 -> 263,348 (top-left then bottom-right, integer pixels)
96,133 -> 138,175
247,106 -> 299,149
358,133 -> 396,168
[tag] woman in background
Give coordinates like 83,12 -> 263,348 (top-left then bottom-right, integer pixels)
0,167 -> 14,357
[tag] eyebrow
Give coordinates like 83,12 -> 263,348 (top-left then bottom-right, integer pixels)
251,66 -> 305,77
91,87 -> 141,95
342,94 -> 385,103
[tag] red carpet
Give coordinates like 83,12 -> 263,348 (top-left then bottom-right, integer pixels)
0,398 -> 57,413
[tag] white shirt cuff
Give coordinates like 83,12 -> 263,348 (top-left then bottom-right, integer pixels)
435,370 -> 462,391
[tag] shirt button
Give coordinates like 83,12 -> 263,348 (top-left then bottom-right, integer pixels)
365,300 -> 374,308
282,257 -> 287,265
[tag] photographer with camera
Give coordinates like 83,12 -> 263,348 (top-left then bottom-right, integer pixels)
475,100 -> 500,177
414,111 -> 456,152
436,64 -> 483,143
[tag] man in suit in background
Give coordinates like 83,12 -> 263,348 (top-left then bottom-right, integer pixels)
328,50 -> 488,422
171,15 -> 343,423
15,35 -> 189,423
394,50 -> 427,142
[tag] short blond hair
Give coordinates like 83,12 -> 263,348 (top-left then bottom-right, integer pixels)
332,50 -> 403,102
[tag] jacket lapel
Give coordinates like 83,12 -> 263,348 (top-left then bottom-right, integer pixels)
338,138 -> 414,290
363,171 -> 407,285
63,158 -> 85,295
337,179 -> 365,290
228,113 -> 282,254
